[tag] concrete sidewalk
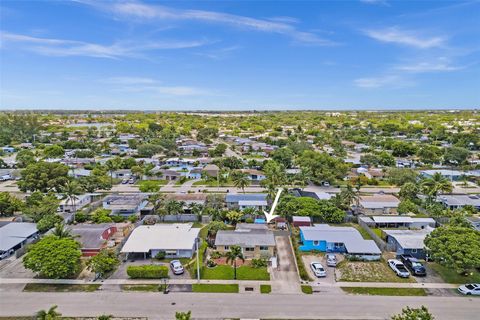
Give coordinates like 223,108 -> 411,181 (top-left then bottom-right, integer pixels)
0,277 -> 461,289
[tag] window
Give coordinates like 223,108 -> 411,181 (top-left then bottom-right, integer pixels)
313,241 -> 319,246
411,249 -> 417,253
224,246 -> 229,250
245,247 -> 254,252
259,246 -> 269,251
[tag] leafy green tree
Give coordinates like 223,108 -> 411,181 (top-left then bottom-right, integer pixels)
18,161 -> 69,193
37,214 -> 64,233
0,192 -> 22,216
105,157 -> 121,184
231,170 -> 250,193
16,149 -> 36,168
297,151 -> 348,185
417,145 -> 442,164
444,146 -> 470,165
35,305 -> 62,320
425,226 -> 480,274
43,145 -> 65,158
272,147 -> 294,168
226,210 -> 243,225
399,182 -> 420,201
333,184 -> 357,210
391,306 -> 434,320
207,221 -> 228,239
24,236 -> 82,279
398,199 -> 419,215
23,192 -> 61,223
209,143 -> 227,157
91,209 -> 113,223
386,168 -> 418,186
225,245 -> 245,280
390,141 -> 417,157
78,174 -> 112,192
87,250 -> 119,278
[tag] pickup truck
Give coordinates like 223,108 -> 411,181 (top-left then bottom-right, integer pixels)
399,255 -> 427,277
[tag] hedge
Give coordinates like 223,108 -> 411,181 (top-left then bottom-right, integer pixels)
126,265 -> 169,279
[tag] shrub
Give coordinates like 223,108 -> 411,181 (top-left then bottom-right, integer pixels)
111,215 -> 126,223
206,259 -> 217,268
128,215 -> 138,223
126,265 -> 169,279
75,212 -> 88,223
210,251 -> 223,259
155,251 -> 166,260
251,258 -> 268,268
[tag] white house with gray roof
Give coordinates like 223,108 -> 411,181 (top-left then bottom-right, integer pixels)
225,193 -> 268,211
214,223 -> 276,259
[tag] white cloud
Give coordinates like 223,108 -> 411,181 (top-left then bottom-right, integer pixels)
395,58 -> 463,73
78,0 -> 335,46
364,27 -> 445,49
0,31 -> 209,59
354,75 -> 409,88
100,76 -> 209,96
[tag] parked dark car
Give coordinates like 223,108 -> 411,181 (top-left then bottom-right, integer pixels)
400,255 -> 427,276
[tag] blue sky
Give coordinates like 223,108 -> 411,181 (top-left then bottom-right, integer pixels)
1,0 -> 479,110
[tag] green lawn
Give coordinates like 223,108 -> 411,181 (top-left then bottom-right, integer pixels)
192,179 -> 234,187
341,287 -> 427,296
23,283 -> 100,292
192,284 -> 239,293
352,224 -> 373,240
260,284 -> 272,294
337,260 -> 416,283
428,263 -> 480,284
121,284 -> 160,292
301,285 -> 313,294
202,265 -> 270,280
371,228 -> 383,238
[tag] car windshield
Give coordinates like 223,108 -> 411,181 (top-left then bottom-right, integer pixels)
465,284 -> 477,290
397,265 -> 407,271
411,262 -> 423,267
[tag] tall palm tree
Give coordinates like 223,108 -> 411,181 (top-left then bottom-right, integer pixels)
421,172 -> 453,202
51,223 -> 77,239
225,245 -> 245,280
62,180 -> 82,223
231,170 -> 250,193
36,305 -> 61,320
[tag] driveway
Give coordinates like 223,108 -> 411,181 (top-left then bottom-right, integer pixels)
270,235 -> 300,294
302,253 -> 340,285
0,256 -> 35,279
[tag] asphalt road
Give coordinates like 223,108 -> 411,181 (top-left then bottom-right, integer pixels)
0,291 -> 477,320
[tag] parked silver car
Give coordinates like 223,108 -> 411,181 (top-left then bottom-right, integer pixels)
310,262 -> 327,277
458,283 -> 480,295
387,259 -> 410,278
169,260 -> 184,275
326,253 -> 337,267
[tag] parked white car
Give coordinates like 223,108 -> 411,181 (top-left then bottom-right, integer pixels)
169,260 -> 184,275
387,259 -> 410,278
458,283 -> 480,295
326,253 -> 337,267
310,262 -> 327,277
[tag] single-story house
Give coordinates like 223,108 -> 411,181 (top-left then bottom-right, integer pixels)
214,223 -> 276,259
299,224 -> 381,261
357,194 -> 400,215
292,216 -> 312,227
102,194 -> 148,216
225,193 -> 268,211
112,169 -> 132,179
0,222 -> 39,259
0,169 -> 18,181
437,194 -> 480,210
383,228 -> 433,259
359,216 -> 436,229
70,223 -> 117,256
58,194 -> 92,213
241,169 -> 266,181
121,223 -> 200,259
187,168 -> 203,179
420,169 -> 465,181
466,216 -> 480,231
1,146 -> 15,153
290,188 -> 333,200
202,164 -> 220,177
157,169 -> 182,181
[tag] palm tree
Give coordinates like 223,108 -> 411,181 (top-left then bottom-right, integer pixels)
36,305 -> 61,320
51,223 -> 75,239
105,159 -> 120,184
231,170 -> 250,193
62,180 -> 82,222
421,172 -> 453,202
225,245 -> 245,280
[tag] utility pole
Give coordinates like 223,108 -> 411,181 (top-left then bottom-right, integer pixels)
196,237 -> 201,282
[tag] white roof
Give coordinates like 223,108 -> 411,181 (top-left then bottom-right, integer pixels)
292,216 -> 311,222
0,223 -> 38,252
121,224 -> 200,253
238,200 -> 268,206
383,228 -> 433,249
371,216 -> 435,224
